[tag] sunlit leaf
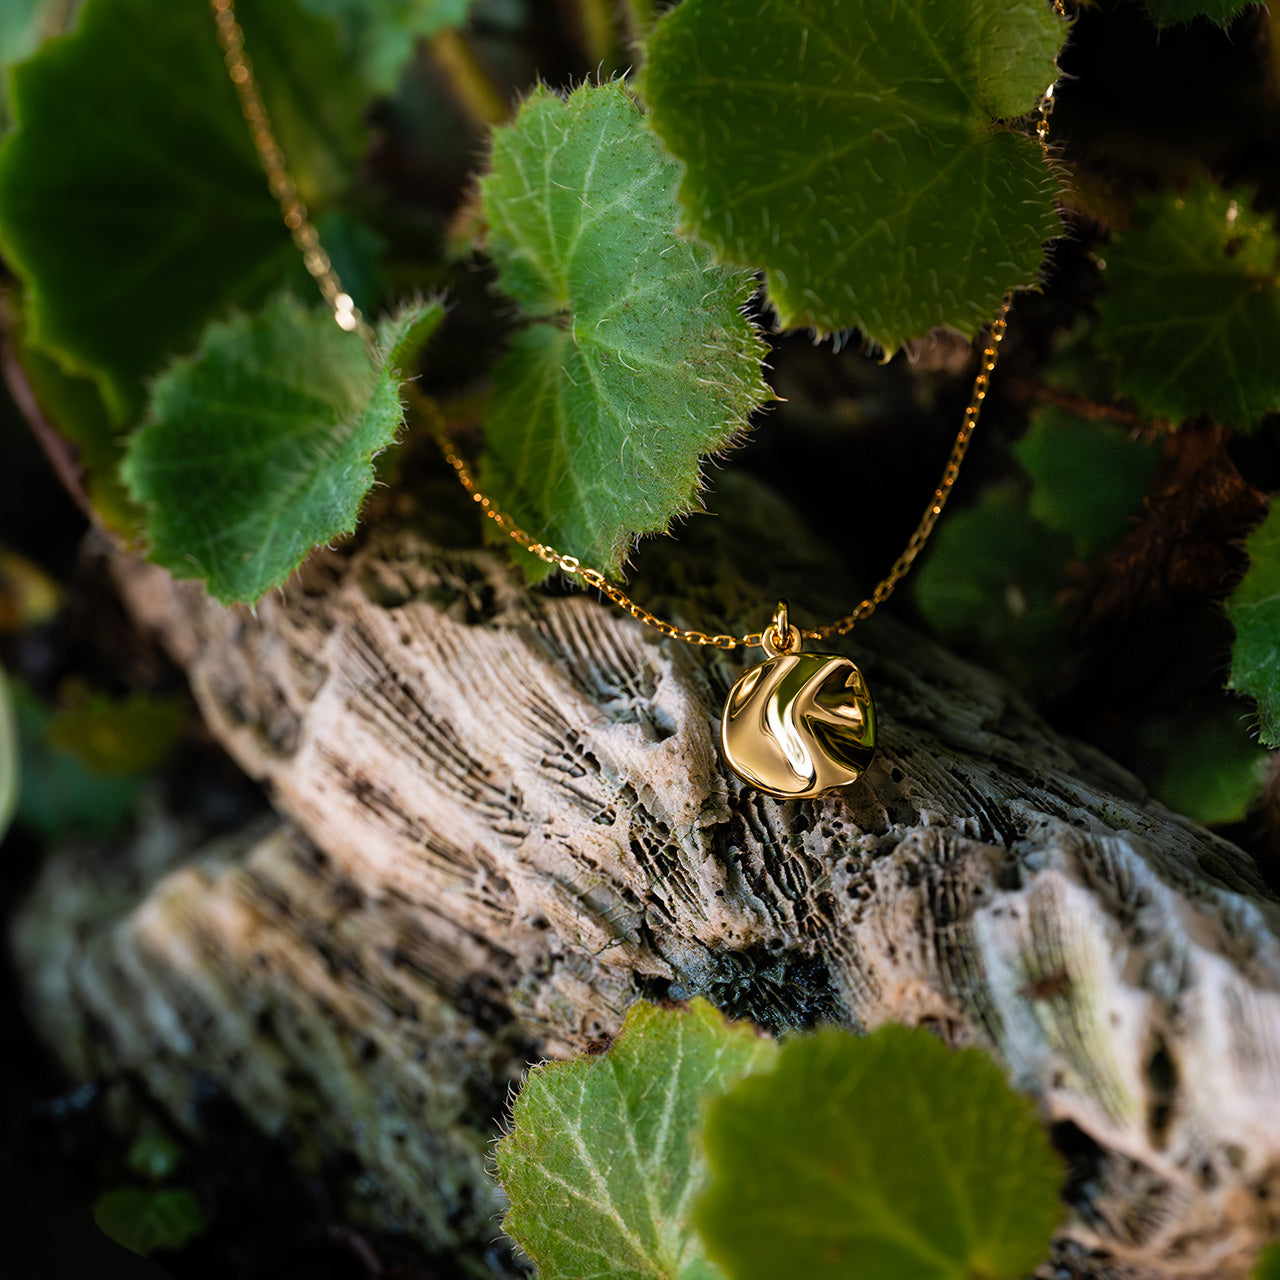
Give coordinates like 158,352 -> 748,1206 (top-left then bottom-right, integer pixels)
479,82 -> 770,579
697,1023 -> 1062,1280
122,296 -> 442,604
640,0 -> 1065,349
495,998 -> 776,1280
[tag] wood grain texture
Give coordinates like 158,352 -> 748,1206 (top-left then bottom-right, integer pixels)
15,485 -> 1280,1278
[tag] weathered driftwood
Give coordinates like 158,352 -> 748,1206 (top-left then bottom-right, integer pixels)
14,480 -> 1280,1278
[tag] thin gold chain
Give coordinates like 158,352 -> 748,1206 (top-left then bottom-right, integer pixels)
211,0 -> 1042,652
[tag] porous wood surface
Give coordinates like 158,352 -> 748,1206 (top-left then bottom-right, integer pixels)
14,486 -> 1280,1278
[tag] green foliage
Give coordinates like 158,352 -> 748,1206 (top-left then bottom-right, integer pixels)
914,482 -> 1072,690
0,0 -> 367,423
1255,1243 -> 1280,1280
0,665 -> 17,844
1014,407 -> 1158,560
122,296 -> 441,604
299,0 -> 475,92
697,1023 -> 1063,1280
640,0 -> 1064,350
12,682 -> 147,839
126,1131 -> 185,1183
45,693 -> 184,775
1140,702 -> 1269,825
1226,499 -> 1280,746
478,82 -> 770,579
1143,1 -> 1256,28
93,1187 -> 205,1258
1095,181 -> 1280,430
495,998 -> 776,1280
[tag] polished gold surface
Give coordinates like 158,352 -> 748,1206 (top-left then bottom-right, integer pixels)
721,603 -> 876,800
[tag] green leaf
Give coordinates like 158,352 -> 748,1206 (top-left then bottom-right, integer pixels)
93,1187 -> 205,1257
1139,702 -> 1269,826
0,665 -> 17,845
0,0 -> 368,423
13,682 -> 145,840
478,82 -> 770,580
697,1023 -> 1062,1280
1143,1 -> 1256,29
1227,498 -> 1280,746
913,482 -> 1072,689
45,693 -> 185,776
639,0 -> 1065,350
126,1131 -> 185,1183
1014,406 -> 1158,560
495,998 -> 777,1280
1255,1242 -> 1280,1280
1095,180 -> 1280,430
122,296 -> 441,604
299,0 -> 475,92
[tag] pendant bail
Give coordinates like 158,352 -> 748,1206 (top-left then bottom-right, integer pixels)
762,599 -> 802,657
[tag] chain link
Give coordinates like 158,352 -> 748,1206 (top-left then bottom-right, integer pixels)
212,0 -> 1053,652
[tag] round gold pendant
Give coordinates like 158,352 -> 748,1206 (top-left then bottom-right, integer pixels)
721,602 -> 876,800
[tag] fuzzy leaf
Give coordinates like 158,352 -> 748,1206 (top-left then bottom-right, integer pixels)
1226,500 -> 1280,746
93,1187 -> 205,1257
1144,1 -> 1256,28
698,1023 -> 1062,1280
0,0 -> 367,423
299,0 -> 475,92
478,82 -> 770,580
0,665 -> 17,845
495,998 -> 777,1280
1095,181 -> 1280,430
122,296 -> 442,604
914,482 -> 1072,689
640,0 -> 1065,350
1014,406 -> 1158,560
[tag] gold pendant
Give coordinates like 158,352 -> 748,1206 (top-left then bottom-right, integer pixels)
721,601 -> 876,799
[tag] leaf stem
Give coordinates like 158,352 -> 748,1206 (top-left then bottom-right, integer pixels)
428,29 -> 507,129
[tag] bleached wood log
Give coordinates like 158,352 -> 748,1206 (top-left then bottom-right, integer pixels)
14,482 -> 1280,1278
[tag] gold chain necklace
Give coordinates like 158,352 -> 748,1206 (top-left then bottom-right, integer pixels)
209,0 -> 1046,801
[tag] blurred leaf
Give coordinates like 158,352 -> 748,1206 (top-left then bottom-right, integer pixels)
495,998 -> 776,1280
46,692 -> 185,776
13,683 -> 143,839
299,0 -> 475,92
1095,180 -> 1280,430
697,1023 -> 1062,1280
0,544 -> 62,631
1226,498 -> 1280,745
640,0 -> 1064,350
93,1187 -> 205,1258
1014,406 -> 1158,560
914,483 -> 1072,689
1139,701 -> 1269,826
0,0 -> 368,424
478,82 -> 770,581
1144,1 -> 1256,28
126,1131 -> 184,1184
122,296 -> 442,604
1255,1243 -> 1280,1280
0,665 -> 17,844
